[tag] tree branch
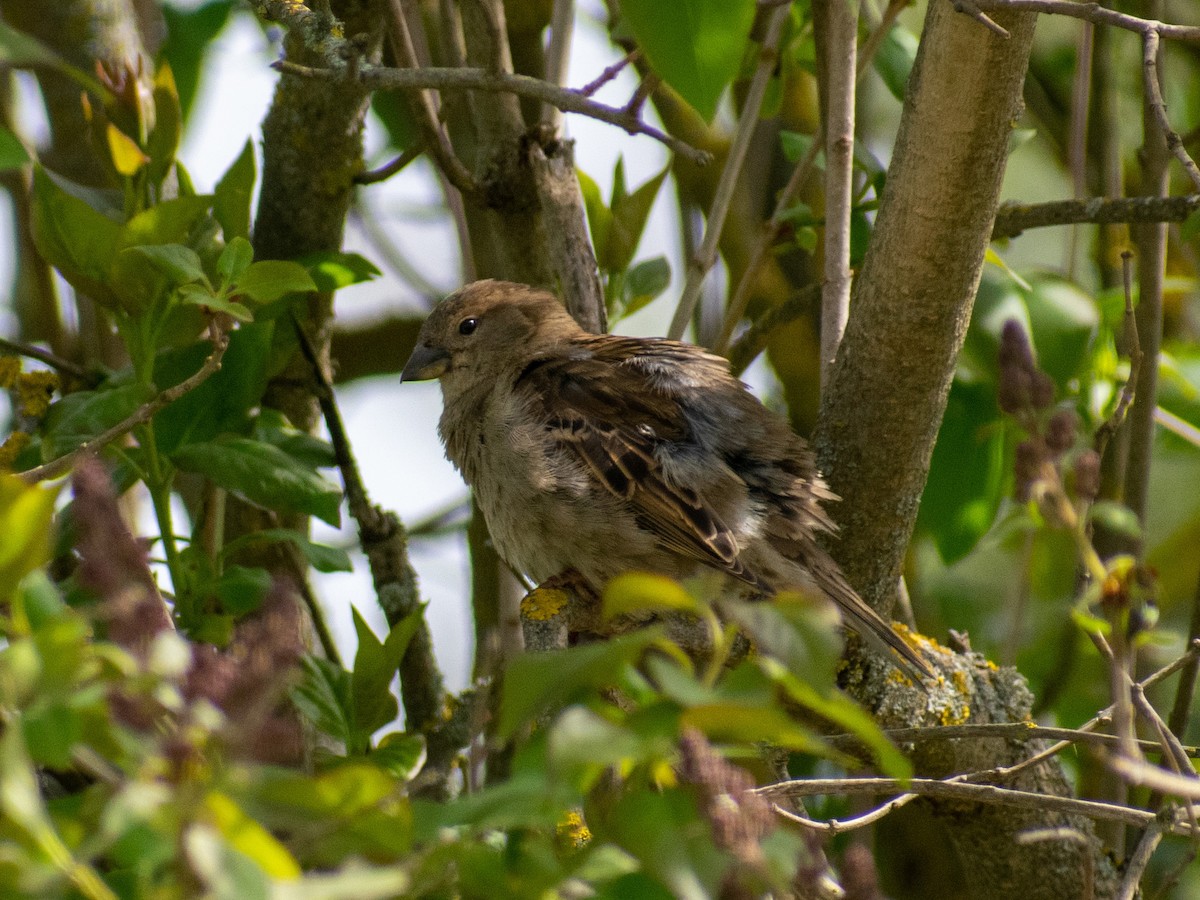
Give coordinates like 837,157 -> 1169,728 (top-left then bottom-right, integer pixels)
991,194 -> 1200,239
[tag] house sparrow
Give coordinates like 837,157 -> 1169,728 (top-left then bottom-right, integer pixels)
402,280 -> 931,678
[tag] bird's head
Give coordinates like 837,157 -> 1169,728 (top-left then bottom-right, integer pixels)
401,280 -> 583,385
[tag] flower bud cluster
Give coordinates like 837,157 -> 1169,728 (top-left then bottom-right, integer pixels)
997,320 -> 1099,508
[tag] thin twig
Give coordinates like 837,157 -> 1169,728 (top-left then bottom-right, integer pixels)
819,0 -> 859,385
292,317 -> 451,787
827,721 -> 1200,758
383,0 -> 479,197
0,337 -> 94,383
1094,252 -> 1142,456
579,49 -> 640,97
542,0 -> 573,127
355,145 -> 423,184
760,775 -> 1197,835
274,58 -> 712,166
666,1 -> 790,339
21,325 -> 230,484
1142,31 -> 1200,193
1119,820 -> 1164,900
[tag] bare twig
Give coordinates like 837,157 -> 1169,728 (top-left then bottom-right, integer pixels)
1118,820 -> 1164,900
21,325 -> 230,484
354,145 -> 422,184
760,775 -> 1198,835
992,195 -> 1200,240
292,318 -> 453,791
1094,252 -> 1142,456
273,58 -> 712,166
542,0 -> 573,127
383,0 -> 479,197
666,1 -> 790,339
578,49 -> 640,97
1141,30 -> 1200,193
820,0 -> 859,385
0,337 -> 93,383
827,721 -> 1200,758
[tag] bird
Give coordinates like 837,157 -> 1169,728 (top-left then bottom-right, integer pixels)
401,280 -> 931,679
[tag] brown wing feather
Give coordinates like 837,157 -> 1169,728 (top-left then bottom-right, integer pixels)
519,337 -> 756,584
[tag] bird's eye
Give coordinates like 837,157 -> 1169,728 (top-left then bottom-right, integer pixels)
458,317 -> 478,336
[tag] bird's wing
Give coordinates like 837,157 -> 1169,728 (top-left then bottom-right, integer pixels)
514,336 -> 760,585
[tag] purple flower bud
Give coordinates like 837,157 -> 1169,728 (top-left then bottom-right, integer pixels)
1073,449 -> 1101,501
1014,438 -> 1046,501
998,363 -> 1032,415
1045,409 -> 1079,454
1031,371 -> 1056,410
999,320 -> 1036,373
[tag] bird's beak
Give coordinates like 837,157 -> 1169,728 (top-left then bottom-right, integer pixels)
401,342 -> 451,382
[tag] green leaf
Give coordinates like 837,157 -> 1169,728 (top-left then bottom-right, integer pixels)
30,166 -> 122,307
1025,275 -> 1100,386
766,661 -> 912,781
180,286 -> 253,322
0,125 -> 30,171
603,572 -> 702,619
152,324 -> 272,454
292,655 -> 353,745
723,593 -> 842,691
605,165 -> 668,272
498,627 -> 663,738
780,130 -> 821,166
0,478 -> 59,602
298,251 -> 382,292
214,139 -> 255,242
123,243 -> 207,285
618,0 -> 757,120
615,256 -> 671,321
221,528 -> 352,574
350,608 -> 421,746
233,260 -> 317,304
119,194 -> 216,248
146,63 -> 183,186
1089,501 -> 1142,541
40,381 -> 156,460
916,380 -> 1009,563
106,124 -> 149,176
171,435 -> 342,526
1182,207 -> 1200,242
681,703 -> 829,754
547,706 -> 651,789
218,236 -> 254,283
608,789 -> 725,898
214,565 -> 272,616
873,25 -> 918,101
254,413 -> 337,468
578,167 -> 612,264
370,732 -> 427,781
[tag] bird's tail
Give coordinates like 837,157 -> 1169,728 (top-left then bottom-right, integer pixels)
807,551 -> 934,681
